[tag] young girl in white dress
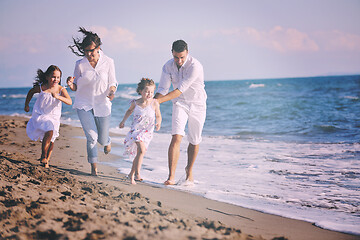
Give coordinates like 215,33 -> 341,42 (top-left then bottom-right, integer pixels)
24,65 -> 72,168
119,78 -> 162,184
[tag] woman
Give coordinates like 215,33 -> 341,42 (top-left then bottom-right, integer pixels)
67,27 -> 118,176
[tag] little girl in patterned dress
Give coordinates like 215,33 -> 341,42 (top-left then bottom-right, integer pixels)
24,65 -> 72,168
119,78 -> 162,184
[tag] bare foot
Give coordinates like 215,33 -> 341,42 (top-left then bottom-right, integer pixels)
41,158 -> 49,168
164,179 -> 176,185
104,144 -> 111,154
128,175 -> 136,185
91,163 -> 98,176
44,161 -> 49,168
134,175 -> 143,182
185,167 -> 193,182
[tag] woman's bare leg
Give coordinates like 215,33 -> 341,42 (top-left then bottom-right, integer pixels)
91,163 -> 97,176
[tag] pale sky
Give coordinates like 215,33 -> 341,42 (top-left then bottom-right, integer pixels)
0,0 -> 359,88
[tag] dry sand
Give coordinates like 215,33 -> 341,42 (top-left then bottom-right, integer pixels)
0,115 -> 358,240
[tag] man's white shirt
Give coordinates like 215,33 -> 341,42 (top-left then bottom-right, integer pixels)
157,54 -> 207,105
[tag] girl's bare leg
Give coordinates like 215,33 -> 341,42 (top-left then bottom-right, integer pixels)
128,142 -> 146,185
41,131 -> 53,168
135,142 -> 146,182
46,142 -> 54,167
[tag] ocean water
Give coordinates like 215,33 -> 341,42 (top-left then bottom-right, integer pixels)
1,75 -> 359,235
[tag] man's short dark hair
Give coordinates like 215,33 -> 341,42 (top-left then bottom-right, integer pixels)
172,40 -> 188,53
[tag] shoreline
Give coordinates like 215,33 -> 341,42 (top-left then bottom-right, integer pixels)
0,115 -> 358,240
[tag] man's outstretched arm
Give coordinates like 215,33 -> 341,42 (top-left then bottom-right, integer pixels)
155,89 -> 182,104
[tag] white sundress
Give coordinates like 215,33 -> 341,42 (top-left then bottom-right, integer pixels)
26,86 -> 62,143
124,99 -> 156,157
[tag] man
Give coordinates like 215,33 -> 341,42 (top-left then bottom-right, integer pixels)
155,40 -> 207,185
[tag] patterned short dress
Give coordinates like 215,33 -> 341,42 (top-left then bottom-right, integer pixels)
124,99 -> 155,157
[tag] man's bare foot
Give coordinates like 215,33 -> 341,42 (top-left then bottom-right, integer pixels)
181,180 -> 194,186
185,167 -> 194,182
104,144 -> 111,154
164,179 -> 176,185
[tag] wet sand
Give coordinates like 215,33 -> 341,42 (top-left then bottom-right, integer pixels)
0,115 -> 358,240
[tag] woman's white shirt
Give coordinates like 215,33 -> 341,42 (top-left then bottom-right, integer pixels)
73,50 -> 118,117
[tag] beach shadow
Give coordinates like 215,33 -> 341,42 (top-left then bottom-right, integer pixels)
4,154 -> 165,189
51,166 -> 91,177
1,154 -> 34,166
51,165 -> 129,183
206,208 -> 254,221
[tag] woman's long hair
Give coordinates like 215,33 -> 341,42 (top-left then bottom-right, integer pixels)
69,27 -> 102,57
33,65 -> 62,87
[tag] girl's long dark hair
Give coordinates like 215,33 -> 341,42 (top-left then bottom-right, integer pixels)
69,27 -> 102,56
33,65 -> 62,87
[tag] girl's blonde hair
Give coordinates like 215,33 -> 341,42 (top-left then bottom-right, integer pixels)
136,78 -> 155,95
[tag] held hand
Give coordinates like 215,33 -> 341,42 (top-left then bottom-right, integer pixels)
24,105 -> 30,112
119,122 -> 125,128
155,122 -> 161,131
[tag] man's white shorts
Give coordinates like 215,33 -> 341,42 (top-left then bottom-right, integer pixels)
172,101 -> 206,145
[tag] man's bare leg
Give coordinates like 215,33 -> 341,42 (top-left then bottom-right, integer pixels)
165,134 -> 182,185
185,143 -> 199,182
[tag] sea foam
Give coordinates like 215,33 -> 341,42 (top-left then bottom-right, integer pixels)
106,128 -> 360,235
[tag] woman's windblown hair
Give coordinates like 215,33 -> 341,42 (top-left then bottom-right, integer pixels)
69,27 -> 102,57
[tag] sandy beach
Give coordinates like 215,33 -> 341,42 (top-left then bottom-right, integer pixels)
0,115 -> 358,240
